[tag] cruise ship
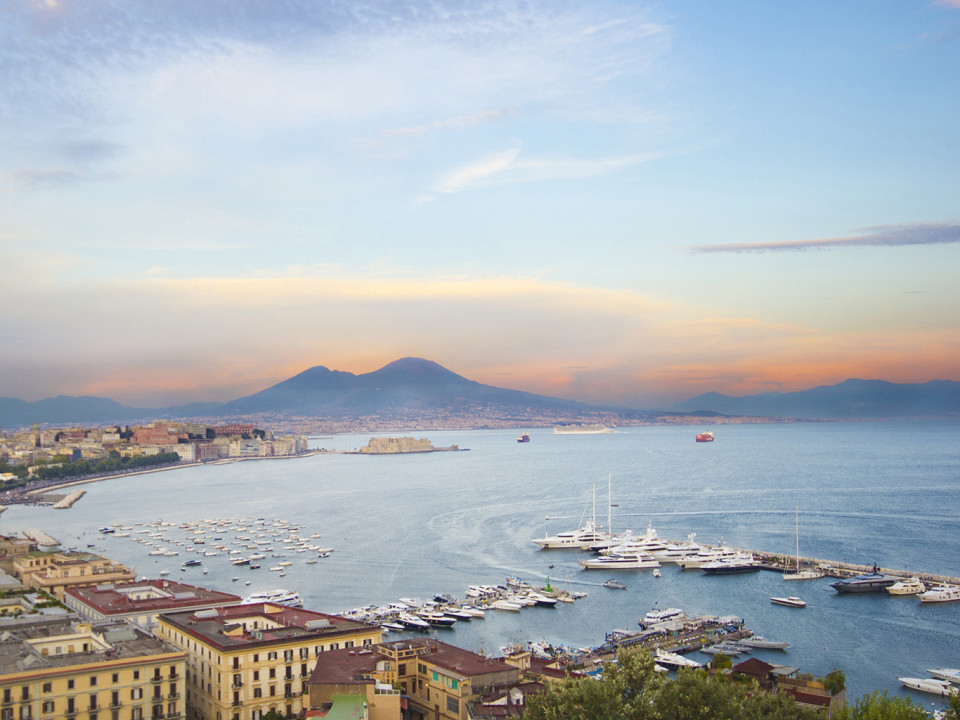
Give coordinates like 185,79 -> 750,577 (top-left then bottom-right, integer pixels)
553,423 -> 613,435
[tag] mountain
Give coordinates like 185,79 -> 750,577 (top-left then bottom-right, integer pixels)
3,363 -> 957,429
0,358 -> 605,428
215,357 -> 594,416
667,379 -> 960,419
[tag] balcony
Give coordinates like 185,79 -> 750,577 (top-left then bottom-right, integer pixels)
231,681 -> 244,690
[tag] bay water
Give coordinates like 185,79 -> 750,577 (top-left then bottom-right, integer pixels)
2,421 -> 958,706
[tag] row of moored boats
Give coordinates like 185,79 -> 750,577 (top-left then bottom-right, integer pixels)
899,668 -> 960,697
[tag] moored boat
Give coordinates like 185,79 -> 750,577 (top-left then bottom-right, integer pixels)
919,584 -> 960,603
886,577 -> 926,596
830,566 -> 898,593
928,668 -> 960,684
898,677 -> 959,696
739,636 -> 790,650
770,596 -> 807,608
701,557 -> 761,574
603,578 -> 627,589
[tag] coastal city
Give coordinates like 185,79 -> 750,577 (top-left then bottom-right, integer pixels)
0,419 -> 958,720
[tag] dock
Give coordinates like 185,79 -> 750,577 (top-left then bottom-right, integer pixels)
749,550 -> 960,586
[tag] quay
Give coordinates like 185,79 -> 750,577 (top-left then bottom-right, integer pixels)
51,489 -> 86,509
748,550 -> 960,587
22,528 -> 59,547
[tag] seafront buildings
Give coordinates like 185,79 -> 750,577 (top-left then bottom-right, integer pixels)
12,551 -> 137,600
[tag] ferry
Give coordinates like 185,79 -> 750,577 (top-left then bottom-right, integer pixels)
696,431 -> 714,443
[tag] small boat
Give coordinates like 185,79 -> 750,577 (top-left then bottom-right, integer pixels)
739,636 -> 790,650
489,599 -> 522,612
231,557 -> 250,566
770,596 -> 807,608
516,433 -> 531,443
653,568 -> 661,578
158,569 -> 169,576
695,431 -> 714,443
898,677 -> 959,696
887,577 -> 926,596
182,559 -> 201,567
603,579 -> 627,590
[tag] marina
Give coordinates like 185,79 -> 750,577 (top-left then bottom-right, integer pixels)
1,422 -> 957,704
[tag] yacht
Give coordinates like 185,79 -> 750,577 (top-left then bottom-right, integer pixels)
830,566 -> 899,593
640,607 -> 684,628
898,677 -> 959,696
919,584 -> 960,603
603,578 -> 627,590
241,589 -> 304,608
654,649 -> 702,669
579,551 -> 660,570
770,596 -> 807,608
886,577 -> 926,596
739,636 -> 790,650
701,556 -> 762,574
533,521 -> 609,550
676,546 -> 745,569
928,668 -> 960,684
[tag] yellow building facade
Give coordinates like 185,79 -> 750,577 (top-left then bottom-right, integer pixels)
156,603 -> 382,720
13,552 -> 137,601
0,618 -> 186,720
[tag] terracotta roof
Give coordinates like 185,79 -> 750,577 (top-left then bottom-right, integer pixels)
65,579 -> 240,615
308,647 -> 383,685
732,657 -> 776,676
159,603 -> 376,651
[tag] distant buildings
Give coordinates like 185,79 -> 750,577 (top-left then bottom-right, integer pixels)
12,551 -> 137,600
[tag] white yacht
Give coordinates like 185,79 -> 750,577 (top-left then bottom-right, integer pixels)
898,677 -> 959,696
654,648 -> 702,669
533,521 -> 609,550
886,577 -> 926,596
578,551 -> 661,569
919,584 -> 960,603
928,668 -> 960,684
241,589 -> 304,608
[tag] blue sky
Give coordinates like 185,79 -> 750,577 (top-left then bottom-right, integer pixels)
1,0 -> 958,409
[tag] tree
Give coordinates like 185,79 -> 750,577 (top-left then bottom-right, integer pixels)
833,690 -> 928,720
823,668 -> 847,695
521,650 -> 820,720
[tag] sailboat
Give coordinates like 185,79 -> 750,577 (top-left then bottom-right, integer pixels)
783,506 -> 824,581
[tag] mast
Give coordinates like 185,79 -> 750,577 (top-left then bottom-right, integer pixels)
607,473 -> 612,537
795,506 -> 800,572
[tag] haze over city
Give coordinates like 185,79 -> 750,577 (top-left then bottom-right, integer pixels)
2,0 -> 958,410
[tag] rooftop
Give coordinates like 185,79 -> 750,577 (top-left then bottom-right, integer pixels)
0,618 -> 183,675
159,603 -> 377,651
65,579 -> 240,615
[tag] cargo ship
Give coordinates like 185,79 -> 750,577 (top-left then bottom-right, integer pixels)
696,431 -> 715,442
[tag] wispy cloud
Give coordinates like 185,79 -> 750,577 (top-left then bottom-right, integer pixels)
383,109 -> 506,138
436,145 -> 660,194
691,221 -> 960,254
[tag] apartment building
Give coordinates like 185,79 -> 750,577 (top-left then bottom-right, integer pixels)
156,603 -> 382,720
64,580 -> 240,632
13,552 -> 137,601
0,617 -> 186,720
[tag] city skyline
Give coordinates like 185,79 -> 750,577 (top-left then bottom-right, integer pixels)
2,1 -> 959,410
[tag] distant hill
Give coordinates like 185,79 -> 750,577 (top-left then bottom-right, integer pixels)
2,362 -> 957,428
667,379 -> 960,419
0,358 -> 611,428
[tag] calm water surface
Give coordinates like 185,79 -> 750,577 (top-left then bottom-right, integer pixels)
3,421 -> 958,705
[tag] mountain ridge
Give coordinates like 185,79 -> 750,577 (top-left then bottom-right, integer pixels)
1,359 -> 957,428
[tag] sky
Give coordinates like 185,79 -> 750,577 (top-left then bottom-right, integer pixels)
2,0 -> 959,410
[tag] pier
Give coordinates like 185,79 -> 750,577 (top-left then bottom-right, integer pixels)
749,550 -> 960,586
51,489 -> 86,509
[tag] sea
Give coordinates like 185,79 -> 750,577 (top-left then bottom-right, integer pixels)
2,420 -> 958,707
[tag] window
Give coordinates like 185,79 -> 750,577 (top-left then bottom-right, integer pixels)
447,697 -> 459,713
131,689 -> 142,701
252,655 -> 258,663
90,676 -> 97,687
42,684 -> 52,694
252,671 -> 259,682
398,664 -> 406,675
267,652 -> 277,661
111,675 -> 118,684
253,689 -> 261,699
269,686 -> 275,697
41,702 -> 55,714
111,692 -> 119,707
268,669 -> 275,680
133,672 -> 140,681
68,680 -> 75,690
283,650 -> 292,662
89,693 -> 98,709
